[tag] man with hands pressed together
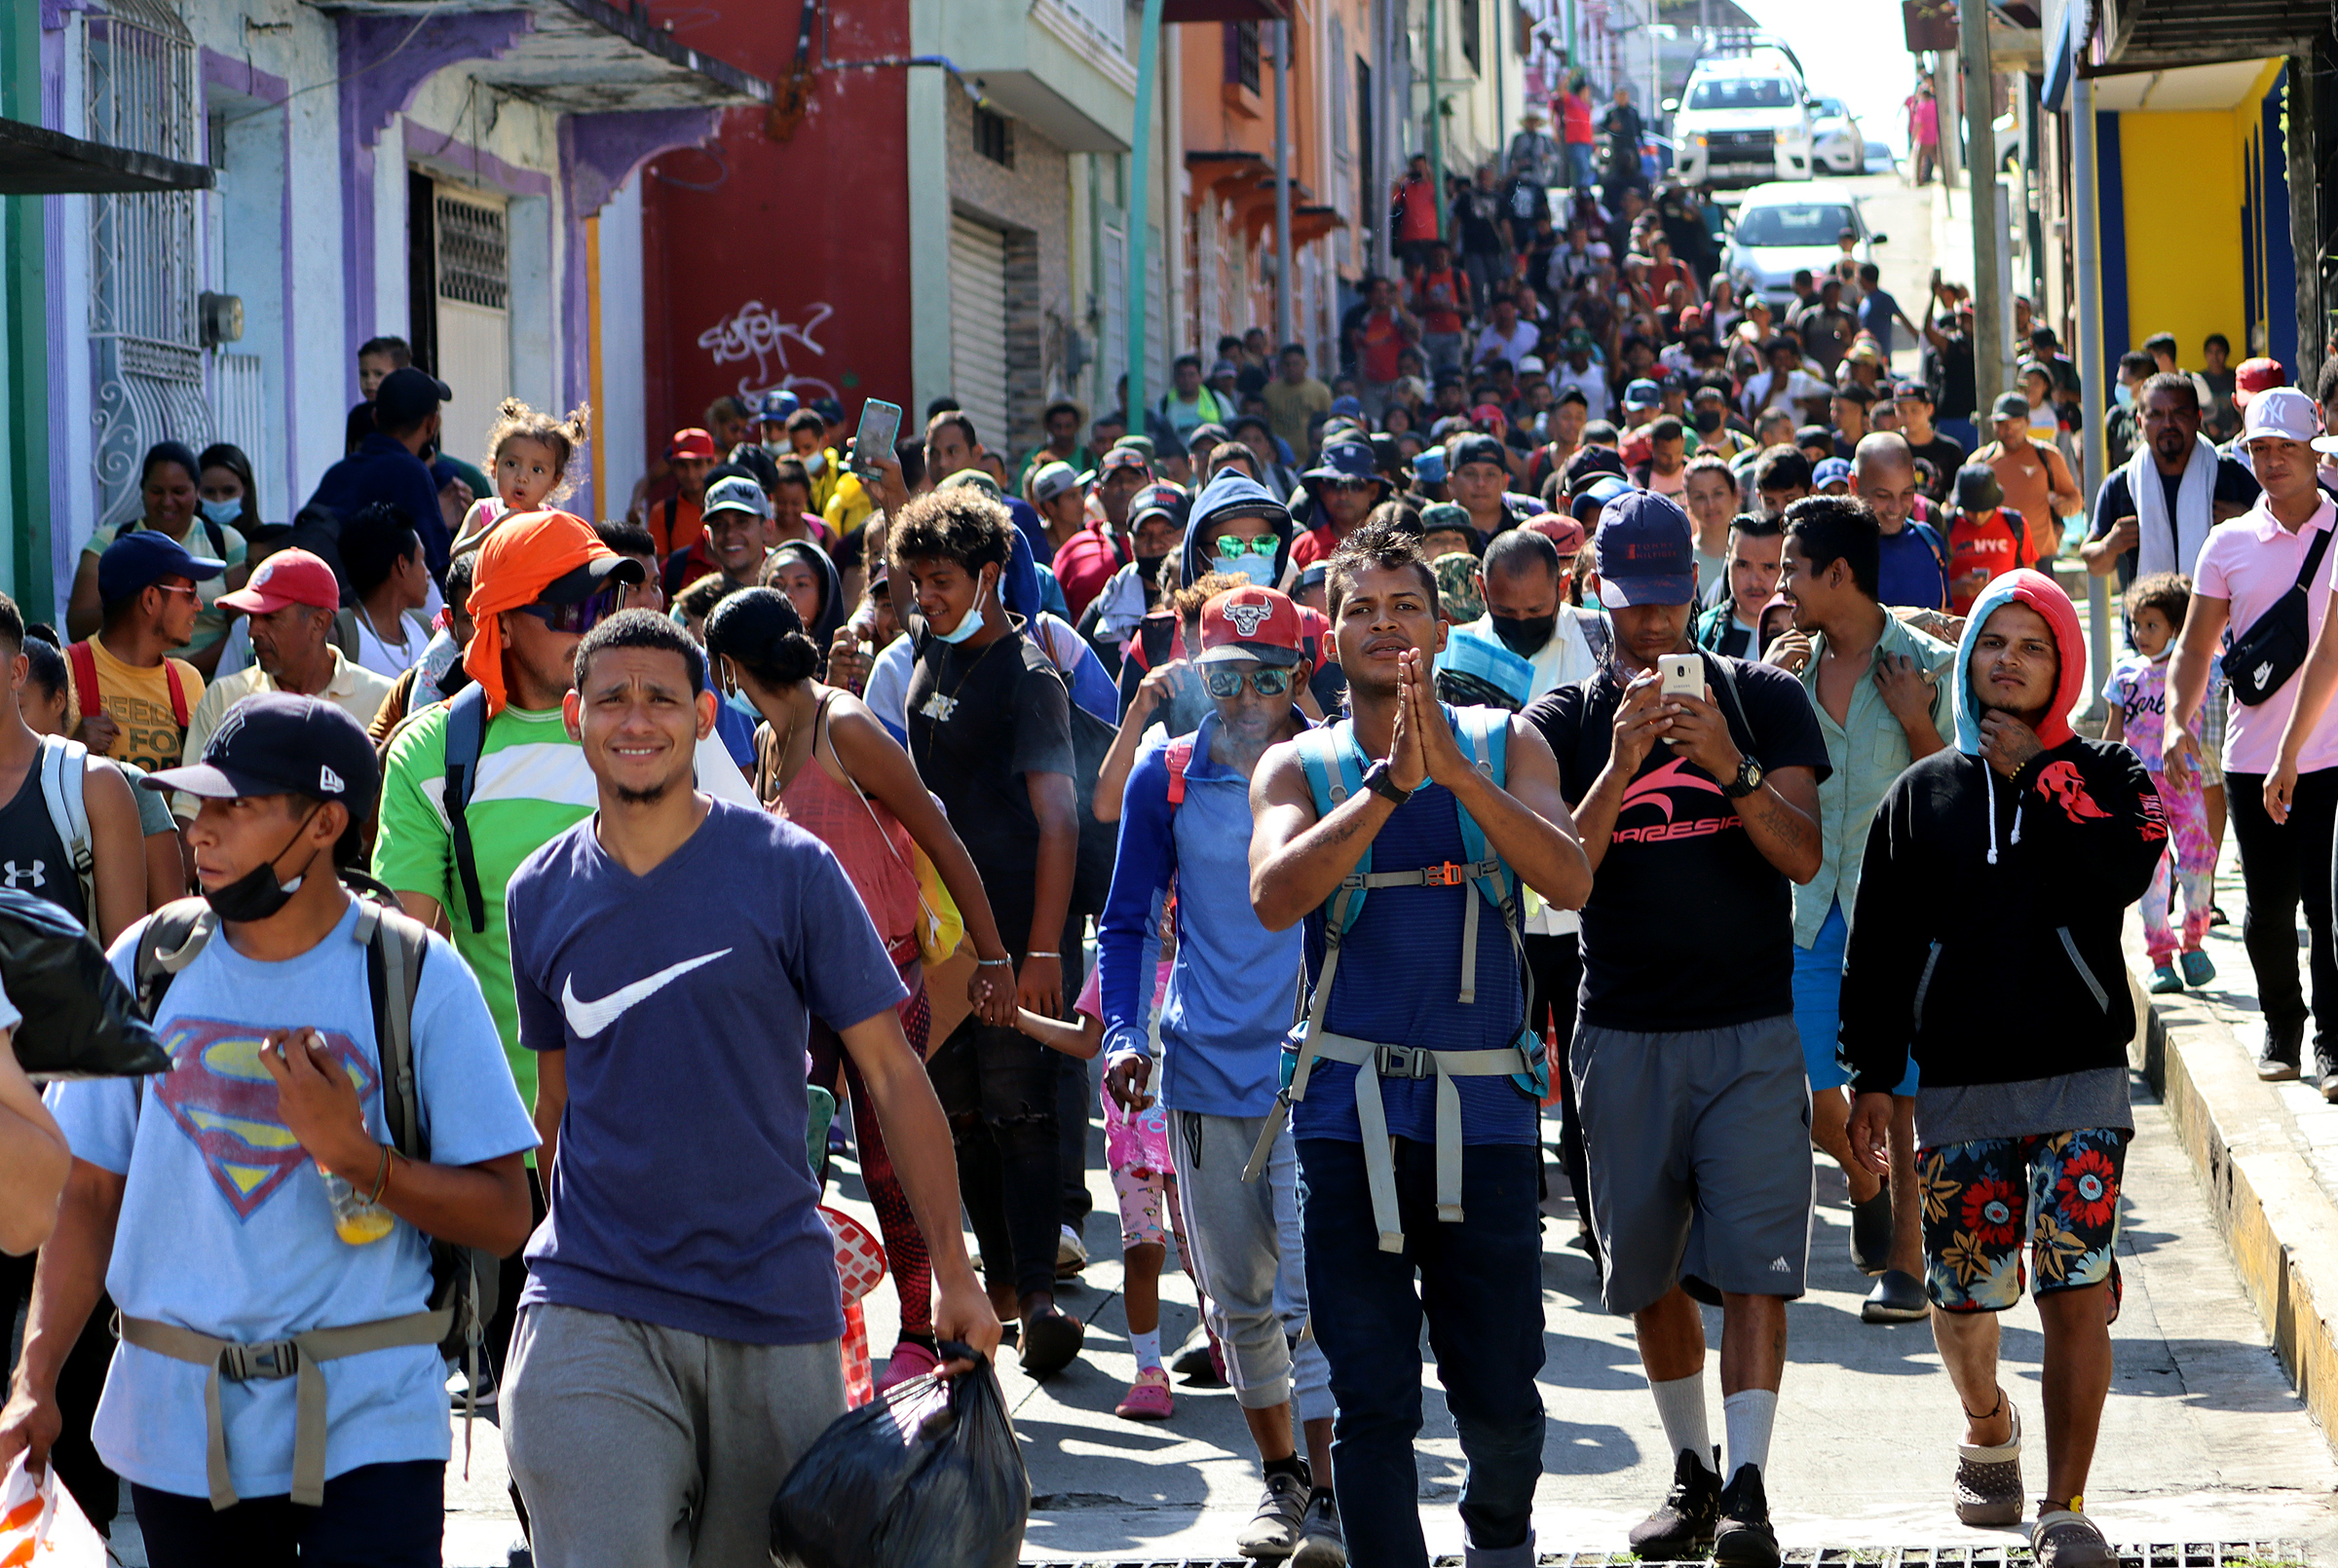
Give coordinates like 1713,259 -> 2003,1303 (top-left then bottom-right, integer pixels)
1839,571 -> 2164,1559
1249,521 -> 1589,1568
0,693 -> 537,1563
1526,490 -> 1829,1566
500,611 -> 998,1565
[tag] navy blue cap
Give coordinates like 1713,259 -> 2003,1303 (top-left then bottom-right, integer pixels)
1303,439 -> 1384,488
144,691 -> 381,816
1623,378 -> 1662,410
97,529 -> 225,606
757,389 -> 799,421
1593,490 -> 1696,608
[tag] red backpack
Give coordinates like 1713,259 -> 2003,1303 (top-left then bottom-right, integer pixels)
67,640 -> 189,732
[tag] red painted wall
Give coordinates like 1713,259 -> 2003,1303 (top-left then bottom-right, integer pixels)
641,0 -> 915,454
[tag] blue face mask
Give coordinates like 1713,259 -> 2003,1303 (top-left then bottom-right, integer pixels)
1212,552 -> 1276,587
2112,382 -> 2133,407
199,497 -> 242,528
934,571 -> 994,645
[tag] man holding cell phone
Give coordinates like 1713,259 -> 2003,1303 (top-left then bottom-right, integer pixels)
1525,490 -> 1829,1567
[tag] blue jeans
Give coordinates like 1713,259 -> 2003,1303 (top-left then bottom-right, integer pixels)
1566,142 -> 1596,188
1299,1137 -> 1543,1568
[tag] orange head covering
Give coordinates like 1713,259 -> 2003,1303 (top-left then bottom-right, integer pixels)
464,509 -> 619,716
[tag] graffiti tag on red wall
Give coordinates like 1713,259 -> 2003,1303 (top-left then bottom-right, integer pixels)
696,298 -> 839,401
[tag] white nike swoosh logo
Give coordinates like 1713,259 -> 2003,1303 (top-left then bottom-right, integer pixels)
560,950 -> 734,1037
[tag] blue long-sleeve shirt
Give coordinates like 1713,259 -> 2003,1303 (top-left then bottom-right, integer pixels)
307,434 -> 452,579
1097,714 -> 1305,1118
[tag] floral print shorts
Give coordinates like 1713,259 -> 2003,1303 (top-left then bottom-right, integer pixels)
1918,1128 -> 2128,1312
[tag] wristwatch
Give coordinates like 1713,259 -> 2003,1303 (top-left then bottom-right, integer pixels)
1722,756 -> 1765,799
1361,759 -> 1415,805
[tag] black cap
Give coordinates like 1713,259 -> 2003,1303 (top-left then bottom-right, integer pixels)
145,691 -> 381,816
539,554 -> 648,604
375,367 -> 451,428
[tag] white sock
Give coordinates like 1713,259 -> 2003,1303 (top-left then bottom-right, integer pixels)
1723,1388 -> 1778,1481
1129,1327 -> 1161,1371
1648,1373 -> 1716,1473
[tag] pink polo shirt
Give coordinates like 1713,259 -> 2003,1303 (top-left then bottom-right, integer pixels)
2193,491 -> 2338,775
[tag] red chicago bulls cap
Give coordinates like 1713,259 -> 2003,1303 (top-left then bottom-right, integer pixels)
1196,585 -> 1303,667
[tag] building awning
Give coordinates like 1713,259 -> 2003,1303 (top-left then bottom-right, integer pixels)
0,116 -> 213,195
303,0 -> 770,108
2090,0 -> 2324,70
1164,0 -> 1288,20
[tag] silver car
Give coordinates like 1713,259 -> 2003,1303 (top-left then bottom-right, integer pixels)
1811,97 -> 1865,176
1723,182 -> 1887,310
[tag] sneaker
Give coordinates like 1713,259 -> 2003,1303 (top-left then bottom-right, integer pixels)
1712,1465 -> 1781,1568
877,1339 -> 941,1394
1235,1471 -> 1311,1559
1850,1186 -> 1893,1276
2259,1018 -> 2304,1081
1291,1490 -> 1346,1567
1056,1224 -> 1089,1278
2179,950 -> 2216,988
1627,1447 -> 1720,1558
2033,1507 -> 2117,1568
448,1363 -> 497,1413
1020,1305 -> 1085,1378
2148,963 -> 2184,994
1953,1402 -> 2022,1525
1861,1267 -> 1929,1324
2320,1048 -> 2338,1104
1114,1365 -> 1174,1421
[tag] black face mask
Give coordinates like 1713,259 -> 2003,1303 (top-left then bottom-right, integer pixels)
203,805 -> 320,924
1136,552 -> 1169,584
1490,611 -> 1558,656
1692,409 -> 1724,435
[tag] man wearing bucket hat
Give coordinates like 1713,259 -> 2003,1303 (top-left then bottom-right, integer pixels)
1526,490 -> 1828,1562
1291,439 -> 1390,569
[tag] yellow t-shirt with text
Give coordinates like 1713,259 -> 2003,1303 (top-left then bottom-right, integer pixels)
74,635 -> 205,773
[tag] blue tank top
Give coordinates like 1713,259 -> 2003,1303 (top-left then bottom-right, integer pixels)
1292,779 -> 1535,1146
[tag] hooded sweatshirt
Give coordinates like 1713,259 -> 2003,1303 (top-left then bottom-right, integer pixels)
1838,570 -> 2168,1110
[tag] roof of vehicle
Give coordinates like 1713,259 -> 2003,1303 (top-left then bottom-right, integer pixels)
1735,180 -> 1864,208
1686,55 -> 1800,80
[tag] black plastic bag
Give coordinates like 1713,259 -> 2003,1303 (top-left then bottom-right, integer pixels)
770,1345 -> 1028,1568
0,888 -> 170,1080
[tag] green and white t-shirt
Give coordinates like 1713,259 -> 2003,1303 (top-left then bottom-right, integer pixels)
371,700 -> 758,1106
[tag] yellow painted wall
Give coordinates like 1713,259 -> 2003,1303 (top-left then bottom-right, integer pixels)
2118,111 -> 2244,357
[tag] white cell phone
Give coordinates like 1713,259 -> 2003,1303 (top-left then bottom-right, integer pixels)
1656,653 -> 1701,745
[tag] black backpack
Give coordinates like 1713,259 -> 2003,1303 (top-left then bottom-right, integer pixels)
132,877 -> 499,1383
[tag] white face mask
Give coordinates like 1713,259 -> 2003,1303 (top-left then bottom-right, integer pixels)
935,569 -> 995,645
803,450 -> 826,475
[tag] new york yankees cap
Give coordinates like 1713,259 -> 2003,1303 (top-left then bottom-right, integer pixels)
1195,585 -> 1304,667
143,691 -> 380,815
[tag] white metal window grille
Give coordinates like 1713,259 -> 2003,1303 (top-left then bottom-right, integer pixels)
86,0 -> 205,527
435,194 -> 510,312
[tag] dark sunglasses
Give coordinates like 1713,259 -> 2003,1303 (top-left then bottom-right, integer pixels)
517,582 -> 623,635
1205,667 -> 1293,698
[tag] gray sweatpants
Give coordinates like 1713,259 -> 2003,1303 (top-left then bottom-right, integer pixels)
503,1302 -> 847,1568
1171,1109 -> 1333,1421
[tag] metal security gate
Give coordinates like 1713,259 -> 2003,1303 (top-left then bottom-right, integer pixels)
950,215 -> 1012,455
86,0 -> 205,527
432,189 -> 511,467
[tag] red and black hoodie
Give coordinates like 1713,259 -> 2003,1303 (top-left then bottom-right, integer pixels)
1839,570 -> 2169,1095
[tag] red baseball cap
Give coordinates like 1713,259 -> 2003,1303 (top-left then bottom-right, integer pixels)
217,548 -> 341,616
2233,356 -> 2287,409
668,427 -> 718,461
1524,513 -> 1587,556
1196,586 -> 1304,667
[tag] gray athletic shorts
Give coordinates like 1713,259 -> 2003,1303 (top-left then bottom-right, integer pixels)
1571,1013 -> 1814,1316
